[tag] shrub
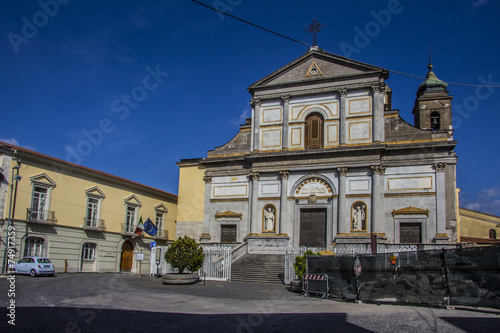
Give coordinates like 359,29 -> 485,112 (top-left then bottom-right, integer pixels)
293,250 -> 314,281
164,236 -> 205,273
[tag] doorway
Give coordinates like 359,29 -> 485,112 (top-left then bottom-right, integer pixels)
300,208 -> 327,247
120,241 -> 134,272
400,223 -> 422,243
221,225 -> 237,243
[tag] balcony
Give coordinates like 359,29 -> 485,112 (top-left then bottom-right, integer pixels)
82,217 -> 106,232
121,223 -> 142,236
26,209 -> 57,224
154,229 -> 168,240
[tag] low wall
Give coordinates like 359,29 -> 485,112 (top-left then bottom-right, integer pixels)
307,246 -> 500,308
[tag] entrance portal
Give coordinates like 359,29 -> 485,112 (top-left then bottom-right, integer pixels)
120,241 -> 134,272
300,208 -> 327,247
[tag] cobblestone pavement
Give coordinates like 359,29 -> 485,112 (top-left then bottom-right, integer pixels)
1,273 -> 499,332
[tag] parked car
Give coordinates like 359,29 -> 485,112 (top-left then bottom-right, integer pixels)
14,257 -> 55,277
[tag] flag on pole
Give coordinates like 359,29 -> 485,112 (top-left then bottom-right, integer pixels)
134,216 -> 145,235
143,217 -> 158,236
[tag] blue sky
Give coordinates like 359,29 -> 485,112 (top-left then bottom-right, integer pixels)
1,0 -> 499,215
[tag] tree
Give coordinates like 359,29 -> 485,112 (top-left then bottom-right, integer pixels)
164,236 -> 205,273
293,250 -> 314,281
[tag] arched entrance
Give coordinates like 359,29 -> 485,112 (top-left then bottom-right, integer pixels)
120,241 -> 134,272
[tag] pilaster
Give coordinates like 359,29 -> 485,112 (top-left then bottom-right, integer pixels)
200,175 -> 212,243
371,165 -> 386,234
250,98 -> 261,151
337,167 -> 348,234
434,162 -> 448,238
372,85 -> 385,143
248,171 -> 260,234
281,95 -> 290,149
279,170 -> 289,235
339,89 -> 348,145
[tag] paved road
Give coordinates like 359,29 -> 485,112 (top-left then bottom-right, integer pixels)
0,273 -> 499,332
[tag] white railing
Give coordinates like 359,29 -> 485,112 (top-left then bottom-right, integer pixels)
333,243 -> 459,255
284,247 -> 326,285
200,245 -> 232,281
149,246 -> 175,275
231,242 -> 248,263
150,245 -> 232,281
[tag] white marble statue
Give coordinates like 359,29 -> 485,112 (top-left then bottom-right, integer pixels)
264,207 -> 275,231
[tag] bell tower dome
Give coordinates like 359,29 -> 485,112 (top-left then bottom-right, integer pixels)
412,58 -> 453,131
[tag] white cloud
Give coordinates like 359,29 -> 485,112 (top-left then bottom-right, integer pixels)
460,186 -> 500,216
230,107 -> 251,127
472,0 -> 488,8
0,138 -> 36,151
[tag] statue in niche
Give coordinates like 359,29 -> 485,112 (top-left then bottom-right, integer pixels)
264,205 -> 275,232
352,202 -> 366,231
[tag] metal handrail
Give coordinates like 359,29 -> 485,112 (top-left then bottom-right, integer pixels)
82,217 -> 106,231
26,208 -> 57,224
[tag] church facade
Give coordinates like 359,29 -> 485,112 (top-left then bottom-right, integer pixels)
176,47 -> 458,254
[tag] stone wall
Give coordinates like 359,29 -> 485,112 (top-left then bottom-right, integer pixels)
307,246 -> 500,308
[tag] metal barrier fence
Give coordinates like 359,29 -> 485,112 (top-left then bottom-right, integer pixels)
284,247 -> 326,284
303,273 -> 329,299
149,245 -> 232,281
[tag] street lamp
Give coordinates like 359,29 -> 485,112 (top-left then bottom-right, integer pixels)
1,164 -> 21,275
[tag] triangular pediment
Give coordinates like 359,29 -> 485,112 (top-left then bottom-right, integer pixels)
85,186 -> 105,198
155,203 -> 168,213
30,173 -> 56,187
392,206 -> 429,217
124,194 -> 142,206
249,48 -> 387,90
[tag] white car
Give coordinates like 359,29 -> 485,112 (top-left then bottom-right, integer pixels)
14,257 -> 55,277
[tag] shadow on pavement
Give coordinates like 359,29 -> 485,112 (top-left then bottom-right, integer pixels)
1,307 -> 371,333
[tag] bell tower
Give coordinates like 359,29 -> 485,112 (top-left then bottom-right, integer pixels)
412,57 -> 453,131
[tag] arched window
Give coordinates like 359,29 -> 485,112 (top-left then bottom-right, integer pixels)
25,237 -> 45,257
489,229 -> 497,240
430,111 -> 440,130
305,113 -> 324,149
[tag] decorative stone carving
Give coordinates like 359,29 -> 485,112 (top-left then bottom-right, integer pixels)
247,171 -> 260,181
337,167 -> 348,176
372,85 -> 384,94
295,178 -> 332,197
281,95 -> 290,104
338,89 -> 348,97
279,170 -> 289,180
433,162 -> 447,172
308,195 -> 317,204
371,165 -> 386,175
250,98 -> 261,107
203,175 -> 212,184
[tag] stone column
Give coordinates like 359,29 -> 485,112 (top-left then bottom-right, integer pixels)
250,98 -> 261,151
281,95 -> 290,149
200,175 -> 212,243
434,162 -> 447,236
370,165 -> 386,234
372,85 -> 385,143
339,89 -> 348,145
249,171 -> 260,234
337,167 -> 348,234
279,170 -> 289,235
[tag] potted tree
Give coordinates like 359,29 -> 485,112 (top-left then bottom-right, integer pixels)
162,236 -> 205,285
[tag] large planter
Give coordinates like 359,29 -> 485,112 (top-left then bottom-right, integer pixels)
162,273 -> 198,285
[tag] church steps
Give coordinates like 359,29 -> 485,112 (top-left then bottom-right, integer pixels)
230,254 -> 285,284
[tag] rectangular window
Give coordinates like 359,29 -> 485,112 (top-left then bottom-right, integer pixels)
25,237 -> 45,257
31,186 -> 48,220
155,212 -> 164,231
125,206 -> 136,232
82,243 -> 96,261
86,197 -> 100,227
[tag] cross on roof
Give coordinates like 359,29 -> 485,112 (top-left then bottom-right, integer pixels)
305,19 -> 325,47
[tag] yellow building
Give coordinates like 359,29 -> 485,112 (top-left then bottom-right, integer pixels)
459,208 -> 500,244
0,142 -> 177,274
